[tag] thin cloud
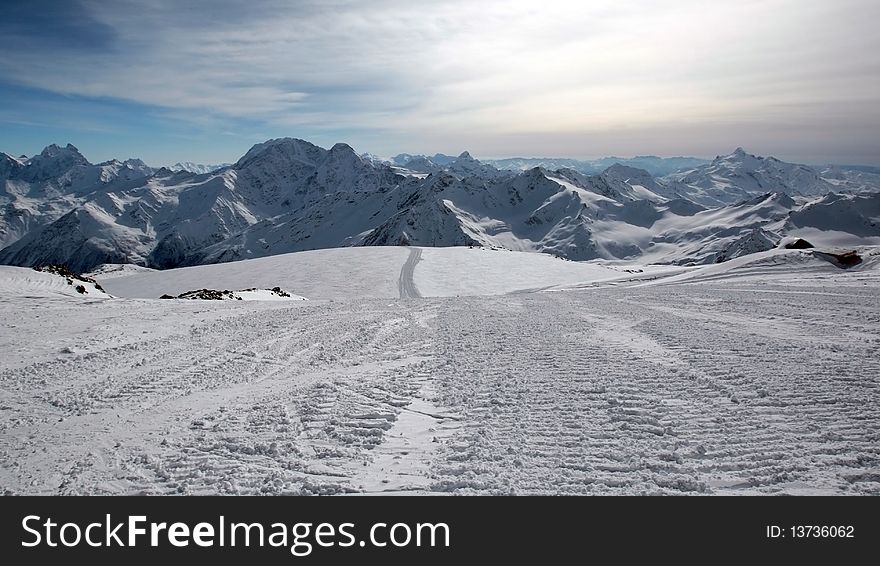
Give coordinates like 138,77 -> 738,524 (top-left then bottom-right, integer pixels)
0,0 -> 878,163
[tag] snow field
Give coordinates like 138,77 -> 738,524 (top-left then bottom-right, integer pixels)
101,247 -> 411,300
1,247 -> 878,495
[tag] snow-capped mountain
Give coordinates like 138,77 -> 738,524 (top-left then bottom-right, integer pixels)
0,144 -> 156,250
394,151 -> 511,180
168,162 -> 232,174
1,140 -> 878,272
819,165 -> 880,193
391,153 -> 458,167
1,139 -> 404,271
134,160 -> 880,268
486,155 -> 709,177
395,153 -> 708,177
660,148 -> 838,207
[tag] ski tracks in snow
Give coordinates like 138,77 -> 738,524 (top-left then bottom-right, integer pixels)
398,247 -> 422,299
426,283 -> 880,495
0,300 -> 448,494
1,277 -> 878,495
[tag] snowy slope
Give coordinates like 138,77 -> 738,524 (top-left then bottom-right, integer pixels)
637,248 -> 838,286
99,246 -> 633,300
95,246 -> 796,300
414,247 -> 631,296
101,247 -> 412,299
84,263 -> 158,279
820,165 -> 880,193
634,192 -> 797,264
3,245 -> 880,495
0,265 -> 111,298
784,191 -> 880,243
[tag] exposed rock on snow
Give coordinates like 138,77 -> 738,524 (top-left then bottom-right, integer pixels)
98,247 -> 631,300
0,265 -> 112,298
161,286 -> 305,301
813,250 -> 862,268
779,237 -> 814,249
32,264 -> 107,293
713,228 -> 778,263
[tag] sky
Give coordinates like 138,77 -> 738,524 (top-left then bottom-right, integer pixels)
1,0 -> 878,166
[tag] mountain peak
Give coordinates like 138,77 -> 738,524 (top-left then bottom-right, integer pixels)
330,142 -> 355,152
29,143 -> 90,171
604,162 -> 649,176
327,143 -> 365,167
1,151 -> 23,163
40,143 -> 85,160
457,151 -> 474,161
715,147 -> 755,163
329,142 -> 360,161
0,151 -> 25,177
766,191 -> 796,208
235,137 -> 323,168
245,137 -> 316,154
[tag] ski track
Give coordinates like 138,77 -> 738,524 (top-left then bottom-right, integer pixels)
398,247 -> 422,299
0,279 -> 878,495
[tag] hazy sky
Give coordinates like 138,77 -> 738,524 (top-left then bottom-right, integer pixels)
1,0 -> 878,165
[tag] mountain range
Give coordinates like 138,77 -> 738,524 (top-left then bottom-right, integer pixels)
1,139 -> 878,272
168,162 -> 233,175
388,153 -> 710,177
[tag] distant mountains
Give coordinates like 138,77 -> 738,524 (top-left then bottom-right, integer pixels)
1,139 -> 878,272
169,162 -> 232,175
384,153 -> 710,177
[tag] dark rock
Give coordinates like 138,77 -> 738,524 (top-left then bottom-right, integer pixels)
783,238 -> 814,249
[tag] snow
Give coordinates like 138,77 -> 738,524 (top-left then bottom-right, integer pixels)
413,247 -> 623,296
101,247 -> 412,300
0,265 -> 110,298
636,248 -> 835,286
3,137 -> 880,495
2,246 -> 879,495
232,289 -> 307,301
84,263 -> 158,279
661,148 -> 843,206
629,184 -> 664,201
544,175 -> 616,205
785,227 -> 880,247
100,247 -> 631,300
168,162 -> 231,175
4,139 -> 879,272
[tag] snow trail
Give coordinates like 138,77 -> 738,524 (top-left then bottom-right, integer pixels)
398,247 -> 422,299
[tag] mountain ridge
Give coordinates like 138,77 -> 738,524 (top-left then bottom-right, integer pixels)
1,139 -> 878,272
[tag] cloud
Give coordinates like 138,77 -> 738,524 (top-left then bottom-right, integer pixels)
0,0 -> 116,51
0,0 -> 878,161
